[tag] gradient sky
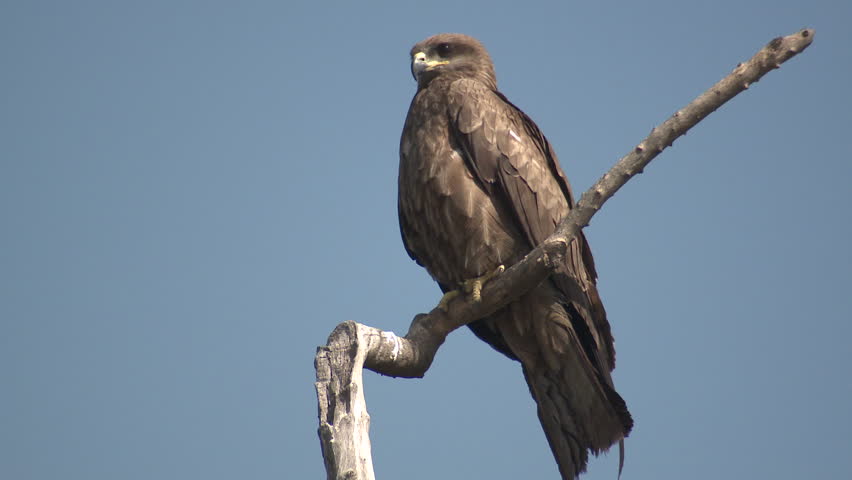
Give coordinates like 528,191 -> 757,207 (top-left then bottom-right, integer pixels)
3,1 -> 851,479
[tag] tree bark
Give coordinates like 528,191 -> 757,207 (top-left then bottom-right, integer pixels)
314,29 -> 814,480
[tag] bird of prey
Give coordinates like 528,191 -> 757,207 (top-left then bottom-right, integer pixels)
398,33 -> 633,478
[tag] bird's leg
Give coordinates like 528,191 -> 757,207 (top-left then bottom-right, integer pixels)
436,265 -> 505,311
462,265 -> 505,303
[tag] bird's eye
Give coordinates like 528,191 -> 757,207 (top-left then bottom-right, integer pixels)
436,43 -> 452,57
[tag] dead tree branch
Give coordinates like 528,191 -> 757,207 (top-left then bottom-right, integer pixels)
314,29 -> 814,480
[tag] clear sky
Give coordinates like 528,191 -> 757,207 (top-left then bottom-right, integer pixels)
2,1 -> 850,479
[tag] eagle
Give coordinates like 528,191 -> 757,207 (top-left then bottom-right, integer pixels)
398,34 -> 633,478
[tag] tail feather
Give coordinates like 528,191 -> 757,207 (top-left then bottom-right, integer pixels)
522,359 -> 631,478
492,285 -> 632,479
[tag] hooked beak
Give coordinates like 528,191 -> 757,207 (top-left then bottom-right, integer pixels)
411,51 -> 449,79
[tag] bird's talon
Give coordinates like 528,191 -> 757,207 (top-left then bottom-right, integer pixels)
437,290 -> 460,311
462,265 -> 505,303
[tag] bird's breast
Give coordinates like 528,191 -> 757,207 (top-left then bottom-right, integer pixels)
399,105 -> 522,286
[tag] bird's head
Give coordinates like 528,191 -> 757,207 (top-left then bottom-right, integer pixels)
409,33 -> 497,90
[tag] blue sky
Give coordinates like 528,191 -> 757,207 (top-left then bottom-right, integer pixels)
2,1 -> 850,479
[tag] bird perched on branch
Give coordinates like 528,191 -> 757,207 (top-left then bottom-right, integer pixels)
398,33 -> 632,479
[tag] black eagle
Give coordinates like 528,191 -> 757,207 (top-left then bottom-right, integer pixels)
398,33 -> 632,479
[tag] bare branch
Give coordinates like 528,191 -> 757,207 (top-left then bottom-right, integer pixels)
314,29 -> 814,480
315,322 -> 377,480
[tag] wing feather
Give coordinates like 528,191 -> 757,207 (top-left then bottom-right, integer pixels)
448,76 -> 619,375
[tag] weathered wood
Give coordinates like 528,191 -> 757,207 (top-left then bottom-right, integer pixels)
315,322 -> 377,480
314,29 -> 814,480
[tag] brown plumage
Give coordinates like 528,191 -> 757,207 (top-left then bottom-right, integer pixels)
398,34 -> 632,478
